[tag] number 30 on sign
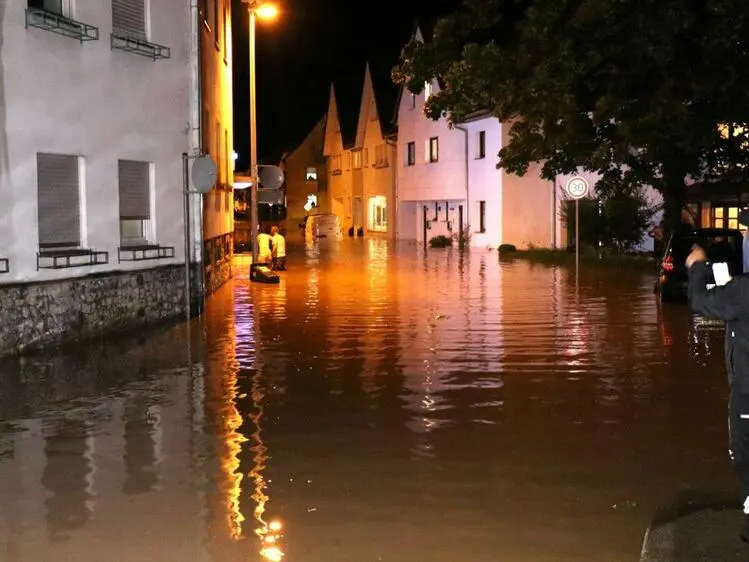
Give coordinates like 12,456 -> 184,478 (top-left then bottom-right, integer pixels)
565,176 -> 589,200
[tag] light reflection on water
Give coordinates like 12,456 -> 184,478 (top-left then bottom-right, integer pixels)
0,239 -> 737,561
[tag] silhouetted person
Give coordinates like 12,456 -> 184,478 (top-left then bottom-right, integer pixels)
687,245 -> 749,542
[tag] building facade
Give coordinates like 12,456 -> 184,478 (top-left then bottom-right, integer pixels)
0,1 -> 198,355
282,117 -> 328,234
322,66 -> 397,238
199,0 -> 234,295
395,59 -> 557,250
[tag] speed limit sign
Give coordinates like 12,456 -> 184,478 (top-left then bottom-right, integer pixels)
565,176 -> 589,200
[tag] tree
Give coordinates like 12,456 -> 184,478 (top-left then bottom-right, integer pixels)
392,0 -> 749,230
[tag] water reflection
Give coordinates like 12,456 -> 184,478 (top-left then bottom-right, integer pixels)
0,242 -> 739,561
122,398 -> 161,495
42,419 -> 96,539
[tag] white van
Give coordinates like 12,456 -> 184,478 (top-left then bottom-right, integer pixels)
306,214 -> 341,239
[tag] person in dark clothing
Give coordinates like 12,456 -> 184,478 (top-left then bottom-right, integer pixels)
687,245 -> 749,542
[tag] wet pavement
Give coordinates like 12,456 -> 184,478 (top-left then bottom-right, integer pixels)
0,238 -> 743,561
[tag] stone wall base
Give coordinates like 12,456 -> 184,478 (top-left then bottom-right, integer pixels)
0,264 -> 186,357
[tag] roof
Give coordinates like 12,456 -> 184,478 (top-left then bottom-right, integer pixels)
391,16 -> 441,126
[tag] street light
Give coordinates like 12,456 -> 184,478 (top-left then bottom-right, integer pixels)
242,0 -> 279,265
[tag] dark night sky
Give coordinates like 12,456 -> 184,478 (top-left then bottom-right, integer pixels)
231,0 -> 461,170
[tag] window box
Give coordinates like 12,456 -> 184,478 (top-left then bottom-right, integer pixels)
25,7 -> 99,42
37,248 -> 109,270
111,33 -> 170,60
0,258 -> 8,274
117,244 -> 175,263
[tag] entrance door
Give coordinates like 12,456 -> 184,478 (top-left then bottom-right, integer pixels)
354,197 -> 363,229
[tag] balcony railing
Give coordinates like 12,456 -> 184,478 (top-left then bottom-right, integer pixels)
111,33 -> 171,60
25,8 -> 99,42
117,244 -> 175,263
37,248 -> 109,270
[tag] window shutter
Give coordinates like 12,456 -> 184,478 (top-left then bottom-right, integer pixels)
112,0 -> 146,39
37,153 -> 80,247
118,160 -> 150,220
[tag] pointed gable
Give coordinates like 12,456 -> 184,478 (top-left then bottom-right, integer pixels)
393,24 -> 426,126
323,84 -> 343,156
354,63 -> 375,148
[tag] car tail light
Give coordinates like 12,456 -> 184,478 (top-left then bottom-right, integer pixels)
663,254 -> 674,272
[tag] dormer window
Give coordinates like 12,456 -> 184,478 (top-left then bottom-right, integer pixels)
306,167 -> 318,181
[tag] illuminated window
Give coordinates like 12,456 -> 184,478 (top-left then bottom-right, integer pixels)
353,151 -> 362,169
424,81 -> 432,100
368,196 -> 387,232
306,167 -> 318,181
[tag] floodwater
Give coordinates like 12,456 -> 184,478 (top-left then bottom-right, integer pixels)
0,239 -> 737,561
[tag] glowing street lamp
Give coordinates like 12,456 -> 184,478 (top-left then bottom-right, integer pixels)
242,1 -> 279,265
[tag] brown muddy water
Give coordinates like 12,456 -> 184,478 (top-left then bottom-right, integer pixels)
0,239 -> 736,561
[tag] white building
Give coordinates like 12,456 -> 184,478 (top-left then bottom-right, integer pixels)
395,29 -> 558,249
0,1 -> 198,355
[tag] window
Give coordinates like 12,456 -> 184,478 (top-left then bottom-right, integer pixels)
118,160 -> 152,247
428,137 -> 439,163
202,108 -> 210,156
37,153 -> 81,248
368,195 -> 387,232
225,129 -> 230,187
375,144 -> 389,167
478,200 -> 486,233
406,142 -> 415,166
112,0 -> 146,40
424,81 -> 433,100
353,151 -> 362,170
223,0 -> 229,60
200,0 -> 208,24
28,0 -> 69,17
214,0 -> 220,45
306,168 -> 318,181
411,93 -> 416,109
215,120 -> 222,186
477,131 -> 486,159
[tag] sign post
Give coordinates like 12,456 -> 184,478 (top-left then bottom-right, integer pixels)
565,176 -> 590,280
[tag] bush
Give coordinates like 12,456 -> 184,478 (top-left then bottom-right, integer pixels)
560,188 -> 659,253
429,235 -> 452,248
498,244 -> 517,253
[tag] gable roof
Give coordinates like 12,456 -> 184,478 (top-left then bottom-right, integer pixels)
392,17 -> 445,126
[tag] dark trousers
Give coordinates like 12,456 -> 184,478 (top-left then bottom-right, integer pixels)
272,256 -> 286,271
729,390 -> 749,507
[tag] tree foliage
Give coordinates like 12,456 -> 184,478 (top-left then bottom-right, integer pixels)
392,0 -> 749,227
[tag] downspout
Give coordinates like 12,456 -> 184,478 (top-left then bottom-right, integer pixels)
189,0 -> 205,311
454,125 -> 469,235
386,137 -> 398,240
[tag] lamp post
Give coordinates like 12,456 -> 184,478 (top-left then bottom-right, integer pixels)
242,0 -> 278,265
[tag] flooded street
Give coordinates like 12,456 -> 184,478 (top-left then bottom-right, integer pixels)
0,239 -> 737,561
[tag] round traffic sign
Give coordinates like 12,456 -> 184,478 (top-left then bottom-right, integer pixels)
565,176 -> 589,200
191,154 -> 217,194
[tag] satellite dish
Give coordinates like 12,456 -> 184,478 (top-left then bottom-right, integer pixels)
191,155 -> 217,193
258,165 -> 284,190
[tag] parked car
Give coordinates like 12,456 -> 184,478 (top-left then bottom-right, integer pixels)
658,227 -> 743,302
305,214 -> 341,239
